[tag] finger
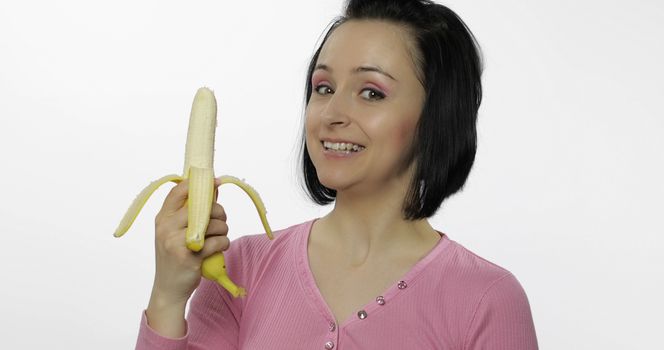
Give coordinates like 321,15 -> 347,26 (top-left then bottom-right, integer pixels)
205,219 -> 229,237
195,235 -> 230,259
159,201 -> 225,236
210,203 -> 227,221
160,179 -> 189,215
214,177 -> 225,201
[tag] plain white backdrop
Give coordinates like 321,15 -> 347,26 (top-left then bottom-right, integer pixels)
1,0 -> 662,348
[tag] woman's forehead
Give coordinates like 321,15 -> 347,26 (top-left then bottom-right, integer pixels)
316,20 -> 416,80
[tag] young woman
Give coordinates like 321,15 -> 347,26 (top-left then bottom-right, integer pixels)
136,1 -> 538,349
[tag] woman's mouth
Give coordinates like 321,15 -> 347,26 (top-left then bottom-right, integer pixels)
321,141 -> 366,154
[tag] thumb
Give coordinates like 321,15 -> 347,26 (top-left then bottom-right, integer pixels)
214,178 -> 221,201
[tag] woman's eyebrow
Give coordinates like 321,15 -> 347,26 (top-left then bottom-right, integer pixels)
314,64 -> 398,81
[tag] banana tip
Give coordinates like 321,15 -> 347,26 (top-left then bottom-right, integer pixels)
197,86 -> 214,95
187,241 -> 204,252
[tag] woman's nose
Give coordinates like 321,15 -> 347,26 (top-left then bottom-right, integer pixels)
321,89 -> 351,127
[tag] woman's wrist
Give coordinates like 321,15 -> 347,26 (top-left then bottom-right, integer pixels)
145,292 -> 188,338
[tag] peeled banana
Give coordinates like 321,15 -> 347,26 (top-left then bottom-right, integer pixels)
113,87 -> 273,298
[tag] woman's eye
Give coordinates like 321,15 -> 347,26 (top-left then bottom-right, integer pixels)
360,88 -> 385,101
315,85 -> 333,95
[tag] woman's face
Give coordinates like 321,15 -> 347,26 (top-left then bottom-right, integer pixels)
305,20 -> 425,193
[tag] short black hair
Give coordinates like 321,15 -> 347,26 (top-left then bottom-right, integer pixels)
297,0 -> 483,220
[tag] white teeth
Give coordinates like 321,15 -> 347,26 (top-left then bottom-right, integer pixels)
323,141 -> 365,152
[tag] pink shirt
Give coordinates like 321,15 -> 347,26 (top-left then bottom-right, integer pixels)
136,219 -> 538,349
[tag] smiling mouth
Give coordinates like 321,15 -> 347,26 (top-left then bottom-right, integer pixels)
321,140 -> 366,153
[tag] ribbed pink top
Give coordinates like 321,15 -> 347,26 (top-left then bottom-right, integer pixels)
136,218 -> 538,349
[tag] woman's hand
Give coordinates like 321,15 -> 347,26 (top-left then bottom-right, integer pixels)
145,177 -> 229,337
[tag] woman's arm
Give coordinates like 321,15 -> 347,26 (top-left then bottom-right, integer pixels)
135,237 -> 246,350
136,279 -> 242,350
463,273 -> 539,350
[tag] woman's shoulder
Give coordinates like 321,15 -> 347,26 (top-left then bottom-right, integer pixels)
438,238 -> 537,347
227,219 -> 313,265
430,236 -> 530,305
221,219 -> 313,291
443,237 -> 514,281
421,236 -> 536,342
432,236 -> 533,319
233,219 -> 311,247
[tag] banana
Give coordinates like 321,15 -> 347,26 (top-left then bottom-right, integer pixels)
113,87 -> 273,298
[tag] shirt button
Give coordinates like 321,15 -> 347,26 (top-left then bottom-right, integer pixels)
357,310 -> 368,320
324,340 -> 335,349
329,321 -> 336,332
397,280 -> 408,289
376,295 -> 385,305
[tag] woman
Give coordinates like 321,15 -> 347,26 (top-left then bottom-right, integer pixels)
136,0 -> 538,349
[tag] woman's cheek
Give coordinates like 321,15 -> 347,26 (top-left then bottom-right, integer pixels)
396,117 -> 418,147
305,107 -> 322,143
309,100 -> 330,123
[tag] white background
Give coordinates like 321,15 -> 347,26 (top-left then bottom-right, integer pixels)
1,0 -> 662,348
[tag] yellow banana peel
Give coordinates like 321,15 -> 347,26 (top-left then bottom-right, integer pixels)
113,87 -> 273,298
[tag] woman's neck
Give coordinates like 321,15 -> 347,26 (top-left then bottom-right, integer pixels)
314,188 -> 438,268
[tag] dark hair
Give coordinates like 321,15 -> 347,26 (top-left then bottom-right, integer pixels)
297,0 -> 483,220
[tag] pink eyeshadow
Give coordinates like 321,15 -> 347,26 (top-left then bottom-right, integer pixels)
366,82 -> 390,96
311,72 -> 326,86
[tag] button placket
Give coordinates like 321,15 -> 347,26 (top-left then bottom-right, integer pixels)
357,310 -> 368,320
324,318 -> 337,349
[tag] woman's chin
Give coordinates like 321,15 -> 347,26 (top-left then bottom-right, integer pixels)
318,177 -> 376,196
318,179 -> 342,192
317,176 -> 351,192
